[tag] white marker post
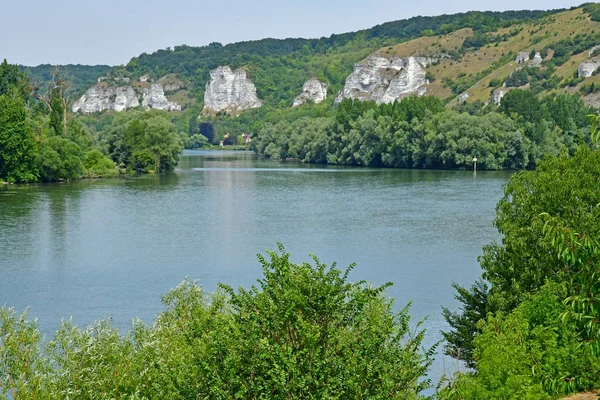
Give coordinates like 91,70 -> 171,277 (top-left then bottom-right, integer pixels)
472,156 -> 478,172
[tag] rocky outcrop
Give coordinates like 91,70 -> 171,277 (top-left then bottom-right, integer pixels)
492,88 -> 509,105
72,82 -> 181,113
584,92 -> 600,109
335,56 -> 435,105
578,59 -> 600,78
516,52 -> 530,63
141,83 -> 181,111
458,92 -> 469,104
73,85 -> 139,113
530,52 -> 543,67
589,45 -> 600,57
203,66 -> 262,113
293,79 -> 328,106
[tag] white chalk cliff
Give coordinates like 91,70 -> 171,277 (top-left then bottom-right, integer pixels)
492,88 -> 509,105
335,56 -> 435,104
73,82 -> 181,113
293,79 -> 328,106
203,66 -> 263,113
141,84 -> 181,111
578,58 -> 600,78
516,52 -> 530,64
72,86 -> 139,113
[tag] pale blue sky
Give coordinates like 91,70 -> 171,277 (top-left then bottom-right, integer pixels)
2,0 -> 579,66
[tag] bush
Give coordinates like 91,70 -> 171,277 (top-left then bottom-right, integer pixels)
37,136 -> 84,181
0,246 -> 436,399
439,284 -> 600,399
83,149 -> 118,178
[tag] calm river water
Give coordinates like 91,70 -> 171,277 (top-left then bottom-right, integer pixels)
0,150 -> 510,379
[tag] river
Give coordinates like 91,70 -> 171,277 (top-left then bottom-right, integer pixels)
0,150 -> 511,380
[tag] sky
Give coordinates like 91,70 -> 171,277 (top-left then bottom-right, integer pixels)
1,0 -> 580,66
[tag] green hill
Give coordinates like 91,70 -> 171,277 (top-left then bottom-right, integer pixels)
20,8 -> 562,109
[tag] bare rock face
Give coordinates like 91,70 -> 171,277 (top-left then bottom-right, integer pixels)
73,82 -> 181,113
584,92 -> 600,109
203,66 -> 263,113
589,45 -> 600,57
335,56 -> 436,105
458,92 -> 469,104
578,59 -> 600,78
293,79 -> 328,106
73,85 -> 140,113
492,88 -> 509,106
530,52 -> 543,67
114,87 -> 140,112
516,52 -> 530,63
141,84 -> 181,111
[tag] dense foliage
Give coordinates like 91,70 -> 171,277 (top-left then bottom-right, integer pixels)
0,60 -> 184,183
101,110 -> 183,173
115,9 -> 559,107
251,93 -> 593,170
0,246 -> 435,399
440,132 -> 600,398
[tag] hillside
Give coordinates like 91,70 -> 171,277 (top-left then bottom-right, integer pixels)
20,8 -> 561,111
22,4 -> 600,136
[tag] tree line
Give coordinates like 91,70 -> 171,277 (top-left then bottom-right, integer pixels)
0,60 -> 184,183
252,92 -> 595,170
1,135 -> 599,398
439,122 -> 600,398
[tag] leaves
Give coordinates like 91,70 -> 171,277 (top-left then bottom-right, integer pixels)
0,247 -> 435,399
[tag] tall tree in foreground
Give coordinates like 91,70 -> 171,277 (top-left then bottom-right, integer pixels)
440,117 -> 600,399
0,93 -> 38,183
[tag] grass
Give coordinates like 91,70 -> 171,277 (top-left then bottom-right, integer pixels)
365,7 -> 600,106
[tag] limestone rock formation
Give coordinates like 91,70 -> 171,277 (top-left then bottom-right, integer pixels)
335,56 -> 436,105
141,84 -> 181,111
492,88 -> 509,105
72,82 -> 181,113
589,45 -> 600,57
458,92 -> 469,104
293,79 -> 328,106
578,59 -> 600,78
73,85 -> 139,113
530,52 -> 543,67
584,92 -> 600,109
113,87 -> 140,112
516,52 -> 530,63
203,66 -> 263,113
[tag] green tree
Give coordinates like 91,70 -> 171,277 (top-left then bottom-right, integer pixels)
443,146 -> 600,366
37,136 -> 83,181
83,149 -> 118,178
0,247 -> 436,399
0,59 -> 28,101
0,94 -> 38,183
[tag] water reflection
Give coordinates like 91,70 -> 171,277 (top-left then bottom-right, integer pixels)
0,151 -> 511,382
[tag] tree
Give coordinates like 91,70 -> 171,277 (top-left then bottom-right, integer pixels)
32,68 -> 72,135
218,245 -> 436,399
443,145 -> 600,365
37,137 -> 83,181
199,122 -> 215,143
500,89 -> 546,124
0,94 -> 38,183
0,59 -> 28,101
103,111 -> 183,173
0,246 -> 436,399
